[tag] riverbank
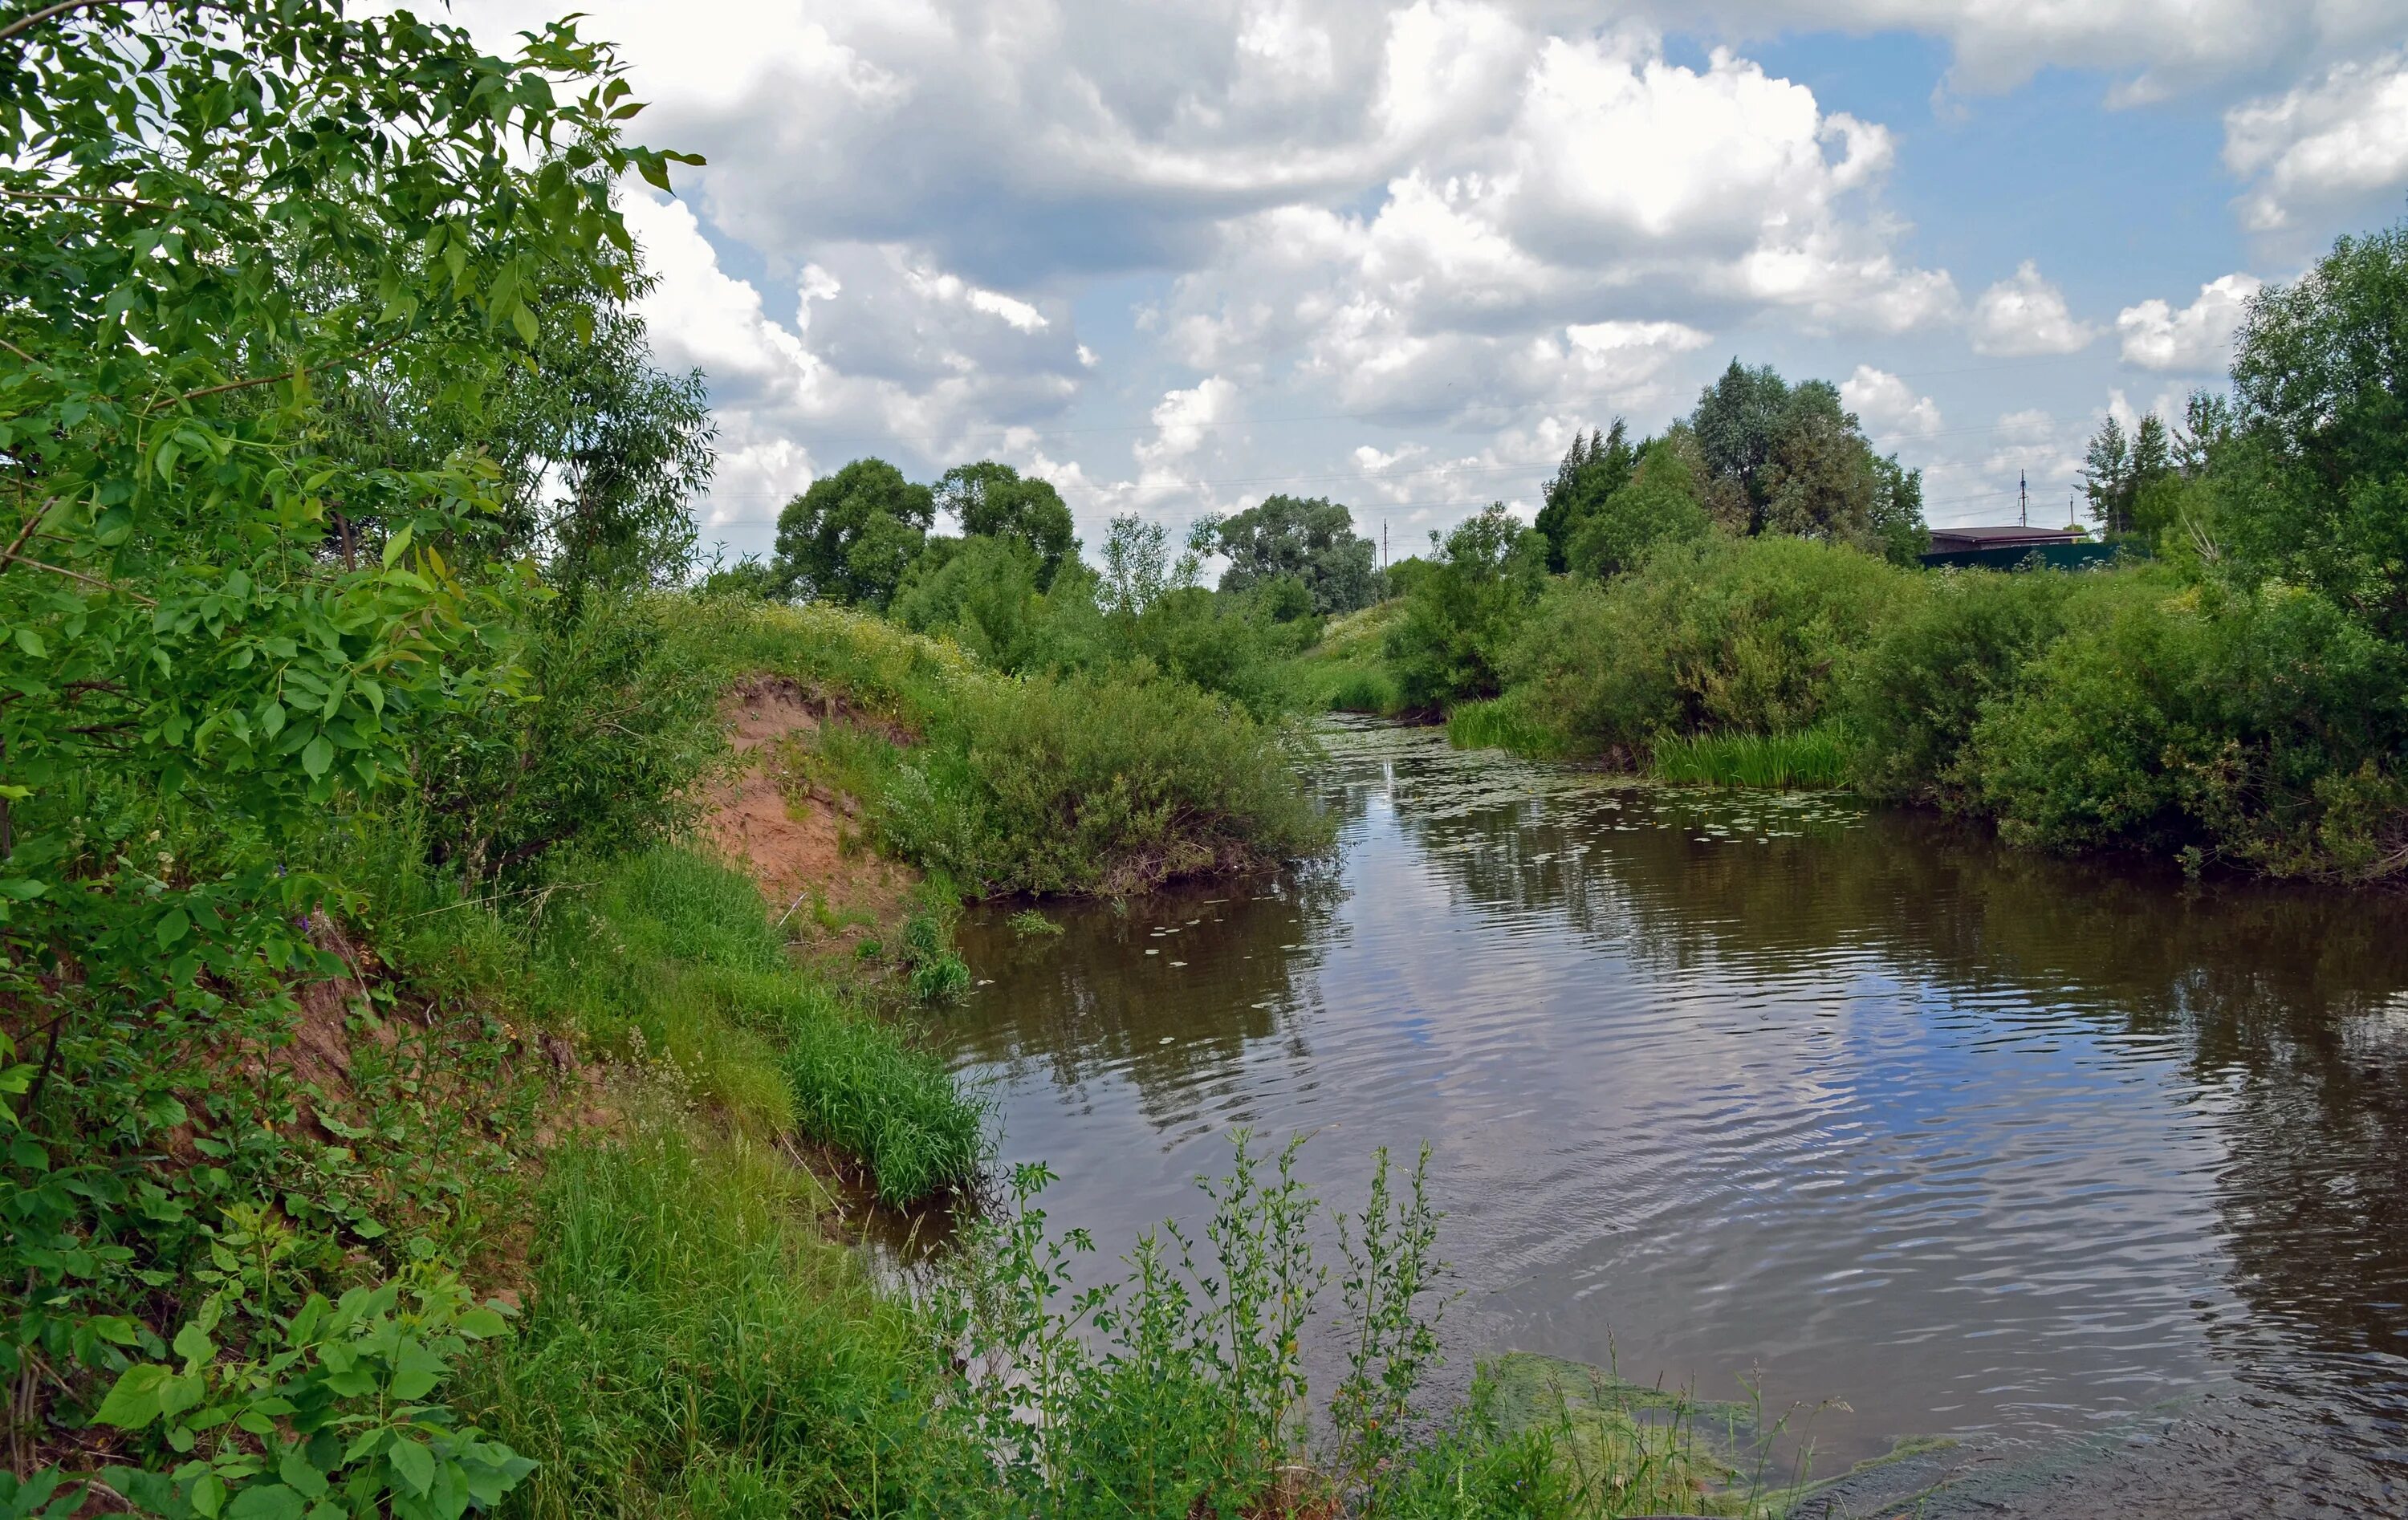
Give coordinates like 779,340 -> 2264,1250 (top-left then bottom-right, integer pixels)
1282,540 -> 2407,884
27,598 -> 1821,1518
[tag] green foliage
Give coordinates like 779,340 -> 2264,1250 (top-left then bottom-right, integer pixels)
1684,360 -> 1926,555
1007,908 -> 1064,938
2224,219 -> 2408,637
1649,725 -> 1853,790
1841,569 -> 2086,804
877,666 -> 1332,898
1535,421 -> 1638,573
935,461 -> 1078,588
1500,535 -> 1909,757
411,595 -> 726,881
893,534 -> 1055,670
0,0 -> 695,1431
535,845 -> 985,1201
772,458 -> 934,608
1564,437 -> 1709,580
1285,600 -> 1407,714
921,1134 -> 1463,1518
92,1266 -> 531,1520
694,598 -> 1328,899
1385,506 -> 1547,711
1202,495 -> 1381,615
465,1121 -> 941,1518
1445,698 -> 1565,758
1967,580 -> 2408,870
1099,513 -> 1203,616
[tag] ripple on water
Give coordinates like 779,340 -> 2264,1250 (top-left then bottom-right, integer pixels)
946,719 -> 2408,1514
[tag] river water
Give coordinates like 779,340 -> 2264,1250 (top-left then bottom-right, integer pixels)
941,718 -> 2408,1514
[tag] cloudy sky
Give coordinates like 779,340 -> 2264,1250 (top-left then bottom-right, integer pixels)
463,0 -> 2408,561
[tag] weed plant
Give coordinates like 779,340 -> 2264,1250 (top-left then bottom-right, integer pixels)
1649,725 -> 1853,790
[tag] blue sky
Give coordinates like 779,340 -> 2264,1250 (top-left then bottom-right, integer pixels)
463,1 -> 2408,560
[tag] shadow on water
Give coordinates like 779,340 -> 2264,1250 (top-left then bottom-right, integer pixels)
942,718 -> 2408,1515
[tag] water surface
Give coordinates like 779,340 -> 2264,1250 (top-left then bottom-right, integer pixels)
944,719 -> 2408,1514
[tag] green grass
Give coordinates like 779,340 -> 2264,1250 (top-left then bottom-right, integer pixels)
466,1120 -> 945,1518
1648,724 -> 1853,790
1446,697 -> 1565,758
535,844 -> 986,1203
1283,599 -> 1408,713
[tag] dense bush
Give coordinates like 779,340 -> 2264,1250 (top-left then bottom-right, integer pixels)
881,665 -> 1332,896
1385,506 -> 1548,711
412,595 -> 727,881
1966,581 -> 2408,872
1500,534 -> 1910,757
1841,569 -> 2090,804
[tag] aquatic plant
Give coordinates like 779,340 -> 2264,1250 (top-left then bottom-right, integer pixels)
1649,725 -> 1853,790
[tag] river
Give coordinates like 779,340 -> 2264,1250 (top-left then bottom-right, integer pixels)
941,717 -> 2408,1515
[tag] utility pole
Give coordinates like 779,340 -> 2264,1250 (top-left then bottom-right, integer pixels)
1381,518 -> 1389,571
2019,469 -> 2028,527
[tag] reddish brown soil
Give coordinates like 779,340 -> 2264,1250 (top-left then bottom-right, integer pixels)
699,676 -> 916,953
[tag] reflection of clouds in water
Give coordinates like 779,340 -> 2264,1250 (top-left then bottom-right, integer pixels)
940,719 -> 2408,1511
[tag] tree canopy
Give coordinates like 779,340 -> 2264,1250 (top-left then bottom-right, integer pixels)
2225,222 -> 2408,636
935,460 -> 1077,588
1204,494 -> 1381,615
773,457 -> 935,608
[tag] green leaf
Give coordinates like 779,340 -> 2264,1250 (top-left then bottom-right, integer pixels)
300,736 -> 334,779
380,525 -> 413,570
226,1485 -> 307,1520
277,1450 -> 329,1500
510,299 -> 539,345
13,628 -> 44,658
92,1364 -> 171,1429
386,1437 -> 436,1498
156,908 -> 191,949
388,1339 -> 445,1402
0,879 -> 47,901
454,1307 -> 506,1339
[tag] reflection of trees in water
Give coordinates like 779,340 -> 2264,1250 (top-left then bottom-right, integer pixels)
1381,722 -> 2408,1411
950,864 -> 1352,1135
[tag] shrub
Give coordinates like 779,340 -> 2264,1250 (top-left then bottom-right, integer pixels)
1385,506 -> 1548,711
1500,534 -> 1909,757
413,595 -> 726,883
880,667 -> 1332,897
1842,569 -> 2082,803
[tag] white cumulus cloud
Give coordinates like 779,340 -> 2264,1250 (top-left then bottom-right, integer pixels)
2227,50 -> 2408,234
1840,365 -> 1941,437
2116,273 -> 2263,372
1967,261 -> 2097,356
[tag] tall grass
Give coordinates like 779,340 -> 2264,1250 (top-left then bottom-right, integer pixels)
1446,697 -> 1565,758
466,1120 -> 944,1518
1649,725 -> 1853,790
535,845 -> 986,1203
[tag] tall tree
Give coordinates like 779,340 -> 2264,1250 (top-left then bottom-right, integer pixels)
935,461 -> 1076,588
2226,220 -> 2408,635
1203,494 -> 1380,614
773,458 -> 934,608
2082,417 -> 2135,534
1564,437 -> 1708,579
1690,360 -> 1793,533
1535,421 -> 1636,571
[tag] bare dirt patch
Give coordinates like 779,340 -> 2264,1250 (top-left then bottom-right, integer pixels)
701,677 -> 917,953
